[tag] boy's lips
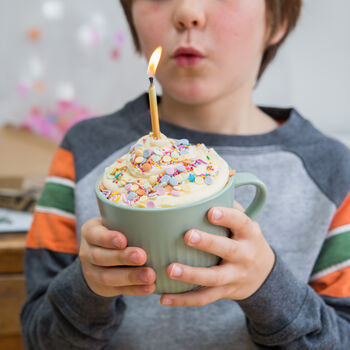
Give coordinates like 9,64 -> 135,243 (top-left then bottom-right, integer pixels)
173,46 -> 205,68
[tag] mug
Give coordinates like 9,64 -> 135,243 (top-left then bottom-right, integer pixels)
96,172 -> 267,294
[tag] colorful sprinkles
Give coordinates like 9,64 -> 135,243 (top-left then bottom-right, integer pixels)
100,135 -> 235,208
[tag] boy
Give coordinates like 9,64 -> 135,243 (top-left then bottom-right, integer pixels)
21,0 -> 350,349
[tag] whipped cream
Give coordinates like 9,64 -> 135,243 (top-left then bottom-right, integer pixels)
99,133 -> 230,208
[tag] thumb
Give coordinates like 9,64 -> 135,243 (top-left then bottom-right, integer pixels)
208,207 -> 257,240
233,200 -> 245,212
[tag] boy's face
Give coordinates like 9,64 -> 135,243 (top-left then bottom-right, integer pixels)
132,0 -> 268,105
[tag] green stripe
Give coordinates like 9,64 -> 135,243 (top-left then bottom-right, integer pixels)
312,230 -> 350,274
38,183 -> 75,214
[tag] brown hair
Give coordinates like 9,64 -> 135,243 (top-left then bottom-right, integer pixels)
262,0 -> 302,79
120,0 -> 302,79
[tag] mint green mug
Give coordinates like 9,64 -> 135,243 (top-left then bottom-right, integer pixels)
95,172 -> 267,294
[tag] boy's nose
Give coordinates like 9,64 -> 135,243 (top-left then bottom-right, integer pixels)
173,0 -> 206,31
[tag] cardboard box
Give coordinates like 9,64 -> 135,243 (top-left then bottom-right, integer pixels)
0,126 -> 57,212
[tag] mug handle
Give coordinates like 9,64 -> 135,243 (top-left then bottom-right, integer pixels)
233,172 -> 267,219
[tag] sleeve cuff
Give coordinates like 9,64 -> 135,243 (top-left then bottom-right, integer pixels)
237,252 -> 309,338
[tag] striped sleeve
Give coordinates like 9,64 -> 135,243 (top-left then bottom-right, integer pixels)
21,143 -> 126,349
238,194 -> 350,349
310,191 -> 350,297
26,147 -> 78,254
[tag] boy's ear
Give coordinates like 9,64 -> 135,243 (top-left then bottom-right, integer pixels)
267,21 -> 288,47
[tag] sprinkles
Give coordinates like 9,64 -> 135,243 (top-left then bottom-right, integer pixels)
205,176 -> 213,185
127,192 -> 137,200
163,155 -> 172,163
100,135 -> 231,209
169,177 -> 179,186
142,163 -> 152,172
165,167 -> 175,175
152,155 -> 161,162
143,149 -> 151,158
135,156 -> 144,164
130,184 -> 139,192
229,169 -> 236,177
188,174 -> 196,182
160,175 -> 171,184
147,201 -> 155,208
176,165 -> 186,172
154,148 -> 162,156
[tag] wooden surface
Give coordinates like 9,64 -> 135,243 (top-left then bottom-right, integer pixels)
0,127 -> 55,349
0,335 -> 24,350
0,275 -> 26,336
0,232 -> 26,350
0,233 -> 26,273
0,126 -> 57,178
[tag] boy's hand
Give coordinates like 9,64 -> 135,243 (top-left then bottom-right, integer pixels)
160,203 -> 275,307
80,218 -> 156,297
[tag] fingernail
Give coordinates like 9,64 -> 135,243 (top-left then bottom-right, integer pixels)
130,252 -> 140,263
212,208 -> 223,221
112,238 -> 122,248
170,264 -> 183,277
140,271 -> 149,282
143,285 -> 152,293
162,297 -> 173,305
189,230 -> 200,244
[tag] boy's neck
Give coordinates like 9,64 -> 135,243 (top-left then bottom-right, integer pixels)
158,89 -> 278,136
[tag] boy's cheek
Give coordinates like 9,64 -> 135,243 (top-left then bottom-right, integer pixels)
135,20 -> 168,58
213,18 -> 261,46
210,1 -> 267,51
132,4 -> 168,56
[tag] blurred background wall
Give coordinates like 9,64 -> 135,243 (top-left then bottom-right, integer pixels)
254,0 -> 350,144
0,0 -> 349,143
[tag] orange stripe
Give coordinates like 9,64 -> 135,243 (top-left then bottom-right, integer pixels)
329,191 -> 350,231
310,265 -> 350,298
48,148 -> 75,181
26,211 -> 78,254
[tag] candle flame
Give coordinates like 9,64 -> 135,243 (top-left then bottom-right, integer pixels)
147,46 -> 162,76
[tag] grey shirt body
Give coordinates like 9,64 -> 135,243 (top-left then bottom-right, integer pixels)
21,94 -> 350,349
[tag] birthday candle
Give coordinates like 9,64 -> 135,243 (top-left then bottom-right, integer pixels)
147,46 -> 162,139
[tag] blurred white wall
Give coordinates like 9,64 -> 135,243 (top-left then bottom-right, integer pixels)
0,0 -> 148,126
0,0 -> 349,143
254,0 -> 350,143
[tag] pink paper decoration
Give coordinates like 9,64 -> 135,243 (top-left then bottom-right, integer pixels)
21,101 -> 96,142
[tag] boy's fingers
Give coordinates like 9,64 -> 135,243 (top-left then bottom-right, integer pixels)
84,222 -> 127,249
167,262 -> 237,287
185,229 -> 242,262
208,207 -> 259,239
161,286 -> 226,307
93,266 -> 156,287
114,284 -> 156,296
89,246 -> 147,267
233,200 -> 245,212
95,284 -> 156,297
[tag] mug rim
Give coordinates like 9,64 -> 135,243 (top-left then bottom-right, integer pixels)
95,172 -> 235,213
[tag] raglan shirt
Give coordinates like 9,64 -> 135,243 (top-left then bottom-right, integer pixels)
21,93 -> 350,350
